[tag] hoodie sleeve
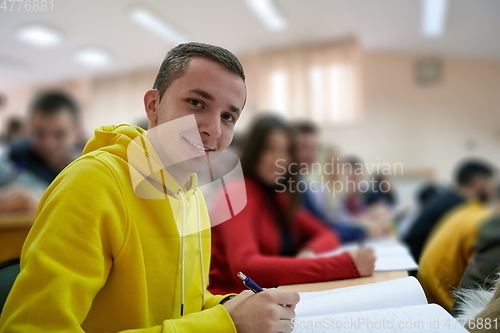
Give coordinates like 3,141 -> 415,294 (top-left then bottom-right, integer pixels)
0,155 -> 237,333
203,289 -> 238,309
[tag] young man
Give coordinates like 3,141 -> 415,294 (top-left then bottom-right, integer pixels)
0,43 -> 299,332
0,91 -> 81,213
9,91 -> 82,184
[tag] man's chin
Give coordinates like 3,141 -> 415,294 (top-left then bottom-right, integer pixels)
177,156 -> 209,174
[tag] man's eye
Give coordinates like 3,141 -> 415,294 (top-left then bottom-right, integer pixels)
189,99 -> 202,107
222,113 -> 234,122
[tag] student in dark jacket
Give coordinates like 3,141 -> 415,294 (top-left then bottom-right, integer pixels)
9,91 -> 82,185
403,159 -> 495,262
209,115 -> 375,294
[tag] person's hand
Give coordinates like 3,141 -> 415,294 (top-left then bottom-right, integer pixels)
348,247 -> 376,277
296,248 -> 315,259
0,186 -> 39,213
223,289 -> 300,333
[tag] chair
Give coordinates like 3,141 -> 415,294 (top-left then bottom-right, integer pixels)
0,258 -> 20,314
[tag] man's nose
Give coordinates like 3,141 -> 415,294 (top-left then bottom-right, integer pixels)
198,113 -> 221,140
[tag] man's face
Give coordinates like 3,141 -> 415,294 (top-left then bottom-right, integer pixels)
296,133 -> 319,168
31,110 -> 77,165
147,57 -> 246,174
473,175 -> 496,202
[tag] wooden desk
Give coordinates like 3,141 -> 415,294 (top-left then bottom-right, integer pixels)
278,271 -> 408,292
0,213 -> 35,264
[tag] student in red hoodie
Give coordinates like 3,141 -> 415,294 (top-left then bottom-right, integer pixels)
209,114 -> 375,294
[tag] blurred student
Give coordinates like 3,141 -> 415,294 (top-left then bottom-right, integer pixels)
0,43 -> 300,333
319,147 -> 390,239
291,121 -> 368,243
0,92 -> 81,213
364,174 -> 397,208
9,91 -> 81,184
209,115 -> 375,295
403,159 -> 495,262
451,187 -> 500,314
0,116 -> 27,156
397,183 -> 443,239
342,156 -> 367,217
417,183 -> 495,311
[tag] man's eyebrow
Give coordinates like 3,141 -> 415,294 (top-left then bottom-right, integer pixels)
190,89 -> 214,101
190,89 -> 241,115
229,105 -> 241,115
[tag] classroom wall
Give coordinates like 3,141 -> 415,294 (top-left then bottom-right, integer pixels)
321,51 -> 500,183
1,50 -> 499,182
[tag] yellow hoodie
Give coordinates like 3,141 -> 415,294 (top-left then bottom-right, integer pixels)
0,124 -> 237,333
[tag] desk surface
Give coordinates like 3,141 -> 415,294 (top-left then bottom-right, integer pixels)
0,213 -> 35,230
0,213 -> 35,263
278,271 -> 408,292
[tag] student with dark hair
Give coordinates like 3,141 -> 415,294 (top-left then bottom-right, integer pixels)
9,90 -> 82,184
2,117 -> 27,146
0,43 -> 299,333
0,92 -> 81,213
397,183 -> 444,240
403,159 -> 495,262
209,114 -> 375,295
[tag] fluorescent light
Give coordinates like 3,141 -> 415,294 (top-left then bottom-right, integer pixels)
245,0 -> 287,31
74,47 -> 113,68
17,24 -> 63,48
421,0 -> 449,38
130,7 -> 187,45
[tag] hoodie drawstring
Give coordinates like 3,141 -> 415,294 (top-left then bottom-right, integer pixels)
193,189 -> 206,306
176,189 -> 205,317
177,189 -> 186,317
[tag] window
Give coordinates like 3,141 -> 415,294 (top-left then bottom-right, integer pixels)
269,69 -> 288,117
241,39 -> 361,125
309,63 -> 357,124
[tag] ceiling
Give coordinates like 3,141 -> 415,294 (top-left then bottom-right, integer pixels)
1,0 -> 499,90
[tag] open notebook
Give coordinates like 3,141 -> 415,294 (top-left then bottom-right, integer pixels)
292,277 -> 467,332
317,238 -> 418,272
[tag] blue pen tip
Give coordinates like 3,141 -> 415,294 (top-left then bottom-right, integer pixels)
237,272 -> 246,280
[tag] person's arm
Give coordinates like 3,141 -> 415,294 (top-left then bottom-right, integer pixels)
218,194 -> 360,288
0,156 -> 235,333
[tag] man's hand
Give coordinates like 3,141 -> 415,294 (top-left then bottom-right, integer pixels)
348,247 -> 376,277
0,186 -> 39,213
223,289 -> 300,333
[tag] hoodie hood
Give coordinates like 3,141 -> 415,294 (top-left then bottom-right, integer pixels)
83,124 -> 198,200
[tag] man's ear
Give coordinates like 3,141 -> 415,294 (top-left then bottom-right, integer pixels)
144,89 -> 160,127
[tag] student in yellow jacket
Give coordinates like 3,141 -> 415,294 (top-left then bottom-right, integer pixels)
418,200 -> 491,311
0,43 -> 299,333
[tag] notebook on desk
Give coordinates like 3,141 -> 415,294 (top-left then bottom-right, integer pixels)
317,238 -> 419,272
292,277 -> 467,332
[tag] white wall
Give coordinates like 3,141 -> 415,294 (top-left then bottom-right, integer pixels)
321,51 -> 500,182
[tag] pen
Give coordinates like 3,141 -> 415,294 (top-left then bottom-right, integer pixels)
237,272 -> 264,293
